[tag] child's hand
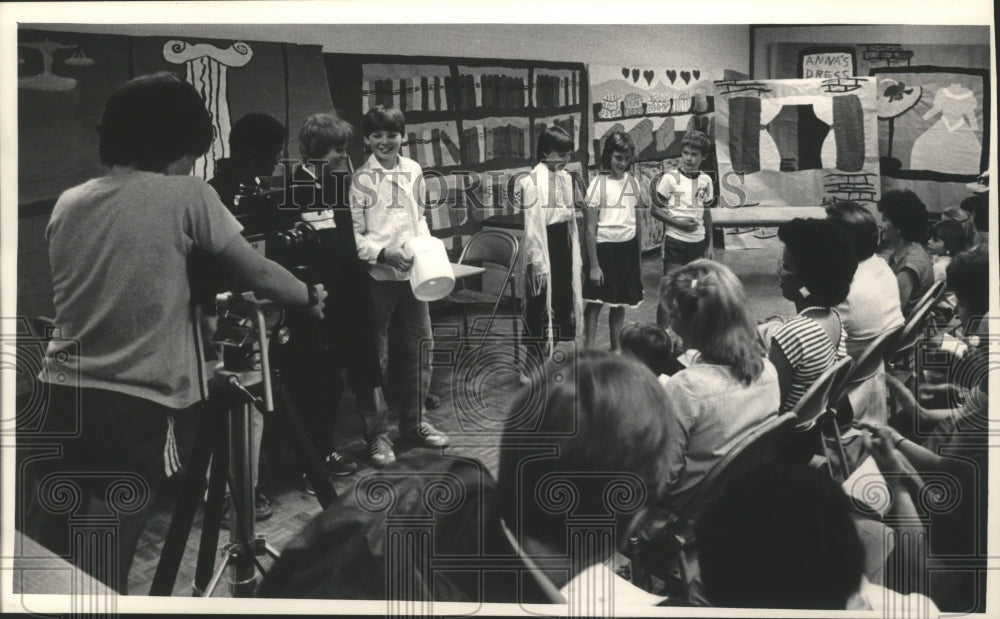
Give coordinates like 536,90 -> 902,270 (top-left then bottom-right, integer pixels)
589,265 -> 604,287
671,216 -> 699,232
384,246 -> 414,271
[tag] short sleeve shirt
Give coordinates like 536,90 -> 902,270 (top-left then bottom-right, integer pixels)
655,170 -> 713,243
585,173 -> 640,243
40,171 -> 243,408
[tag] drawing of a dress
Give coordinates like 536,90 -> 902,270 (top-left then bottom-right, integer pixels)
909,84 -> 981,174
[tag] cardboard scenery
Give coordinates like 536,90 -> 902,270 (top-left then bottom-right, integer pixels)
713,77 -> 881,207
588,65 -> 716,250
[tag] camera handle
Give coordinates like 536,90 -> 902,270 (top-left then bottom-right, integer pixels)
150,301 -> 337,597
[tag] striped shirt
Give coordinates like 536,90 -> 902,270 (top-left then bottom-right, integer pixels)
772,308 -> 848,413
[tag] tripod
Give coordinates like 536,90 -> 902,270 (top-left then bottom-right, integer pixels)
150,293 -> 338,596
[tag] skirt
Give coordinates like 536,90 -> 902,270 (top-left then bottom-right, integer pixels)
583,236 -> 643,307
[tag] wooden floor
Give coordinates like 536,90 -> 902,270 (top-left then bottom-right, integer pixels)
128,237 -> 792,596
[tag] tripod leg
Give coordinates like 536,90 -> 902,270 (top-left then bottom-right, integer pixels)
270,378 -> 338,508
150,403 -> 218,596
194,402 -> 230,594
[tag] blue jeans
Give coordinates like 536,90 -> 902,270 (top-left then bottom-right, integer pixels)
367,278 -> 433,438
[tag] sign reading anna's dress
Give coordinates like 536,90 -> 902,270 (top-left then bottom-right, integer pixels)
799,47 -> 856,79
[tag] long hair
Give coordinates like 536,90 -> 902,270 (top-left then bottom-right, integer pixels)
496,351 -> 673,552
664,259 -> 764,385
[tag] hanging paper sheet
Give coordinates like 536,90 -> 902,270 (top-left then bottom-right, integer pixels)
713,77 -> 881,207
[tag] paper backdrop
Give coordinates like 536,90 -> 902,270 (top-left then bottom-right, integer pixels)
871,66 -> 988,182
713,77 -> 881,207
766,42 -> 990,210
588,65 -> 716,250
18,29 -> 333,206
329,55 -> 589,256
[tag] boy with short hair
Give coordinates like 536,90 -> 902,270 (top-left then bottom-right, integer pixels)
349,105 -> 450,469
518,125 -> 585,359
651,130 -> 714,328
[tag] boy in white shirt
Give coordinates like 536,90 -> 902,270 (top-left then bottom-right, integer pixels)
350,105 -> 450,468
651,131 -> 714,328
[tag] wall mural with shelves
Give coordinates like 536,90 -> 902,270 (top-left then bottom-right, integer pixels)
325,53 -> 589,257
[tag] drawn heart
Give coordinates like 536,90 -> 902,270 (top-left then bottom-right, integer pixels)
622,67 -> 630,79
632,69 -> 640,83
693,70 -> 701,80
643,70 -> 655,85
666,70 -> 677,84
680,71 -> 692,85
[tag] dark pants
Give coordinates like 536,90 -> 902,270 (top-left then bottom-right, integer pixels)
368,278 -> 433,436
526,222 -> 576,346
21,384 -> 175,594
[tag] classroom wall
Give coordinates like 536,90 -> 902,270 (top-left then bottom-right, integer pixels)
751,25 -> 992,78
16,23 -> 750,321
36,23 -> 752,75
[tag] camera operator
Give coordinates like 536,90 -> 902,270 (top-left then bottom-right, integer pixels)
24,72 -> 327,594
270,113 -> 384,480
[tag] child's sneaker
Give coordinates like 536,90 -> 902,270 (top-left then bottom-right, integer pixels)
369,434 -> 396,469
322,451 -> 358,476
401,421 -> 451,448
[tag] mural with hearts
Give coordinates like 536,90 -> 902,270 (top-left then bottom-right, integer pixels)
588,65 -> 715,165
588,65 -> 717,250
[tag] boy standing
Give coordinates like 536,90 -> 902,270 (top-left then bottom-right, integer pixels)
350,106 -> 450,468
651,130 -> 714,328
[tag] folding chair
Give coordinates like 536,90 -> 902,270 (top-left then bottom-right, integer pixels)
781,357 -> 854,473
825,324 -> 904,479
440,229 -> 520,361
642,412 -> 798,601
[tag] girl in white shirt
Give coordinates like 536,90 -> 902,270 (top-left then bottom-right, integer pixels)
583,132 -> 645,351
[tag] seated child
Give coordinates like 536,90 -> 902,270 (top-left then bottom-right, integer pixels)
619,322 -> 676,383
658,259 -> 780,507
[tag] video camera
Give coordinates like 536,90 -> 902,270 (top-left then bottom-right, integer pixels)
190,169 -> 337,313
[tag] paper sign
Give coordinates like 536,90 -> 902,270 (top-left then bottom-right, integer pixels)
801,52 -> 855,79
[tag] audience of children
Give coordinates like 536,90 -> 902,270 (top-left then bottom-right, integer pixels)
261,351 -> 675,609
618,321 -> 676,381
518,126 -> 585,359
583,131 -> 645,351
657,259 -> 781,506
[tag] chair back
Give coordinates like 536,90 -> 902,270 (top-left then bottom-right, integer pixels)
841,324 -> 903,390
789,356 -> 854,431
673,412 -> 797,527
455,230 -> 519,295
891,279 -> 946,363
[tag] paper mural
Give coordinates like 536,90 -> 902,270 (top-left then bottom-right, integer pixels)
588,66 -> 714,164
768,42 -> 990,208
164,40 -> 254,180
871,66 -> 988,183
714,77 -> 881,206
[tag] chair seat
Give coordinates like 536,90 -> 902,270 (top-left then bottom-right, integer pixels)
443,289 -> 498,305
